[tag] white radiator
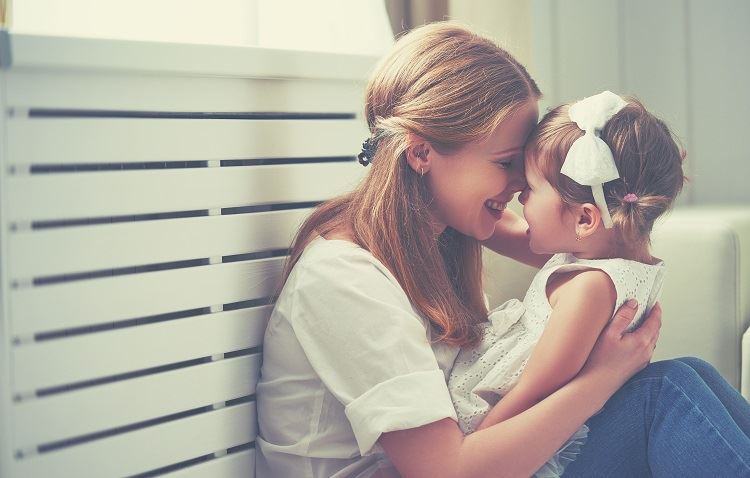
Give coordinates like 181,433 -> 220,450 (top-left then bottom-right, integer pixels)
0,31 -> 374,477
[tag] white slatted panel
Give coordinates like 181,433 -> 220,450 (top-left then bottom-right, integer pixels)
7,162 -> 363,221
1,32 -> 376,478
11,258 -> 283,336
7,72 -> 361,113
14,306 -> 270,392
11,402 -> 256,478
7,118 -> 361,165
14,354 -> 261,448
162,450 -> 255,478
9,209 -> 309,278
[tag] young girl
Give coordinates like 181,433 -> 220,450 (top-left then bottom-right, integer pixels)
449,91 -> 684,477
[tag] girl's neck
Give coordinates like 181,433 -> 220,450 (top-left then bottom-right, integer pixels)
573,232 -> 656,265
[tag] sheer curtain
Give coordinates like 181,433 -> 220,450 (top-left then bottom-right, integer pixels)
385,0 -> 448,35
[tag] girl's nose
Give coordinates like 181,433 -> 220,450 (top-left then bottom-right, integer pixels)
518,187 -> 529,205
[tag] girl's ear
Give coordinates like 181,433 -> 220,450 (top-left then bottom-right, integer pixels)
405,133 -> 432,174
575,203 -> 602,239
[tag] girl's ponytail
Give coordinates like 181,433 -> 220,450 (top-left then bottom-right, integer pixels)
527,98 -> 686,248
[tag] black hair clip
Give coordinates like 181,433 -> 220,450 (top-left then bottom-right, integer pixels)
358,137 -> 376,166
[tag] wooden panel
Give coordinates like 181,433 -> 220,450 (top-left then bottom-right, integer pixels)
13,354 -> 260,449
687,0 -> 750,203
7,162 -> 365,222
530,0 -> 559,110
621,0 -> 688,136
9,33 -> 377,80
555,0 -> 621,102
6,71 -> 363,113
9,209 -> 309,279
10,258 -> 283,337
7,118 -> 364,165
161,449 -> 255,478
621,0 -> 691,205
13,305 -> 270,392
11,402 -> 256,478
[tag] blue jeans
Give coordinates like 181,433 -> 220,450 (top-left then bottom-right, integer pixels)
563,358 -> 750,477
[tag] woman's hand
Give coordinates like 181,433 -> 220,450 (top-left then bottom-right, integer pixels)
580,300 -> 662,390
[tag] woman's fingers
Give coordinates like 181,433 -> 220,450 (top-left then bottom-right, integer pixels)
608,299 -> 639,336
638,302 -> 662,339
642,302 -> 662,352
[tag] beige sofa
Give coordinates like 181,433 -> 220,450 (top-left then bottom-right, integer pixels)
483,206 -> 750,398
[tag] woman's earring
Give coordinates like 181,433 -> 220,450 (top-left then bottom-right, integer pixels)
575,230 -> 582,241
420,166 -> 424,177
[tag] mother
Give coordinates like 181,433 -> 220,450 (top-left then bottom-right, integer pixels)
256,23 -> 750,477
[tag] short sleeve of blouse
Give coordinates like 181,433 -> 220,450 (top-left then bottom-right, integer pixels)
287,240 -> 457,455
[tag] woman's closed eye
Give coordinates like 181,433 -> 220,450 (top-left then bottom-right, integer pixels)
494,159 -> 513,170
494,154 -> 522,170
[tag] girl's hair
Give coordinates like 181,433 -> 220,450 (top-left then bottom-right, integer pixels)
282,22 -> 540,346
526,98 -> 686,249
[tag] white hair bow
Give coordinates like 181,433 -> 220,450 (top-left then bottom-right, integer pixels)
560,90 -> 627,229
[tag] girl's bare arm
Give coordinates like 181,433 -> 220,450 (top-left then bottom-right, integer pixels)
477,270 -> 617,430
379,300 -> 660,478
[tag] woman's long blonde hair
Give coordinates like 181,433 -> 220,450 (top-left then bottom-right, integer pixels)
283,23 -> 540,346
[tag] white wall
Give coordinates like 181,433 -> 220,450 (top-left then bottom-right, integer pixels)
452,0 -> 750,205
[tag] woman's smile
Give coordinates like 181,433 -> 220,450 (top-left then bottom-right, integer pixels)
484,199 -> 507,220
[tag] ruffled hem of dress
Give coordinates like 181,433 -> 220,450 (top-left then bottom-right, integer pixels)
533,424 -> 589,478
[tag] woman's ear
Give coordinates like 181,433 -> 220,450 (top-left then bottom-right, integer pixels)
575,203 -> 602,239
405,133 -> 432,174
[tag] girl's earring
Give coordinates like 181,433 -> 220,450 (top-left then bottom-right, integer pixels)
575,230 -> 582,241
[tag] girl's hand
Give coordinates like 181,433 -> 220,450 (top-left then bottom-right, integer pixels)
581,300 -> 662,389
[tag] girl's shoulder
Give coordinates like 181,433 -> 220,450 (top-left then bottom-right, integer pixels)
543,254 -> 665,320
546,268 -> 617,310
543,253 -> 664,285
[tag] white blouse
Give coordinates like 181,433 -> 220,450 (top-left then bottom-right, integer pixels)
255,237 -> 460,478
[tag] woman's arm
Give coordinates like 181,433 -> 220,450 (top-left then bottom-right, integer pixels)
476,270 -> 617,430
379,300 -> 661,478
482,209 -> 550,268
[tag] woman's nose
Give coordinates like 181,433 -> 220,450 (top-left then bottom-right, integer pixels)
510,169 -> 527,193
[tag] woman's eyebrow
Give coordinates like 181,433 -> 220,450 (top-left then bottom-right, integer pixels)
491,147 -> 524,156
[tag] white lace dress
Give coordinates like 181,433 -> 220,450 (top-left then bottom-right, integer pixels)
448,253 -> 665,477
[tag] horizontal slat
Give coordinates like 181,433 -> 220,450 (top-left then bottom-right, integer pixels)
11,402 -> 256,478
10,258 -> 283,337
6,71 -> 363,113
13,354 -> 260,448
13,305 -> 270,392
8,162 -> 365,221
162,449 -> 255,478
7,118 -> 364,165
9,209 -> 309,279
9,33 -> 378,80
